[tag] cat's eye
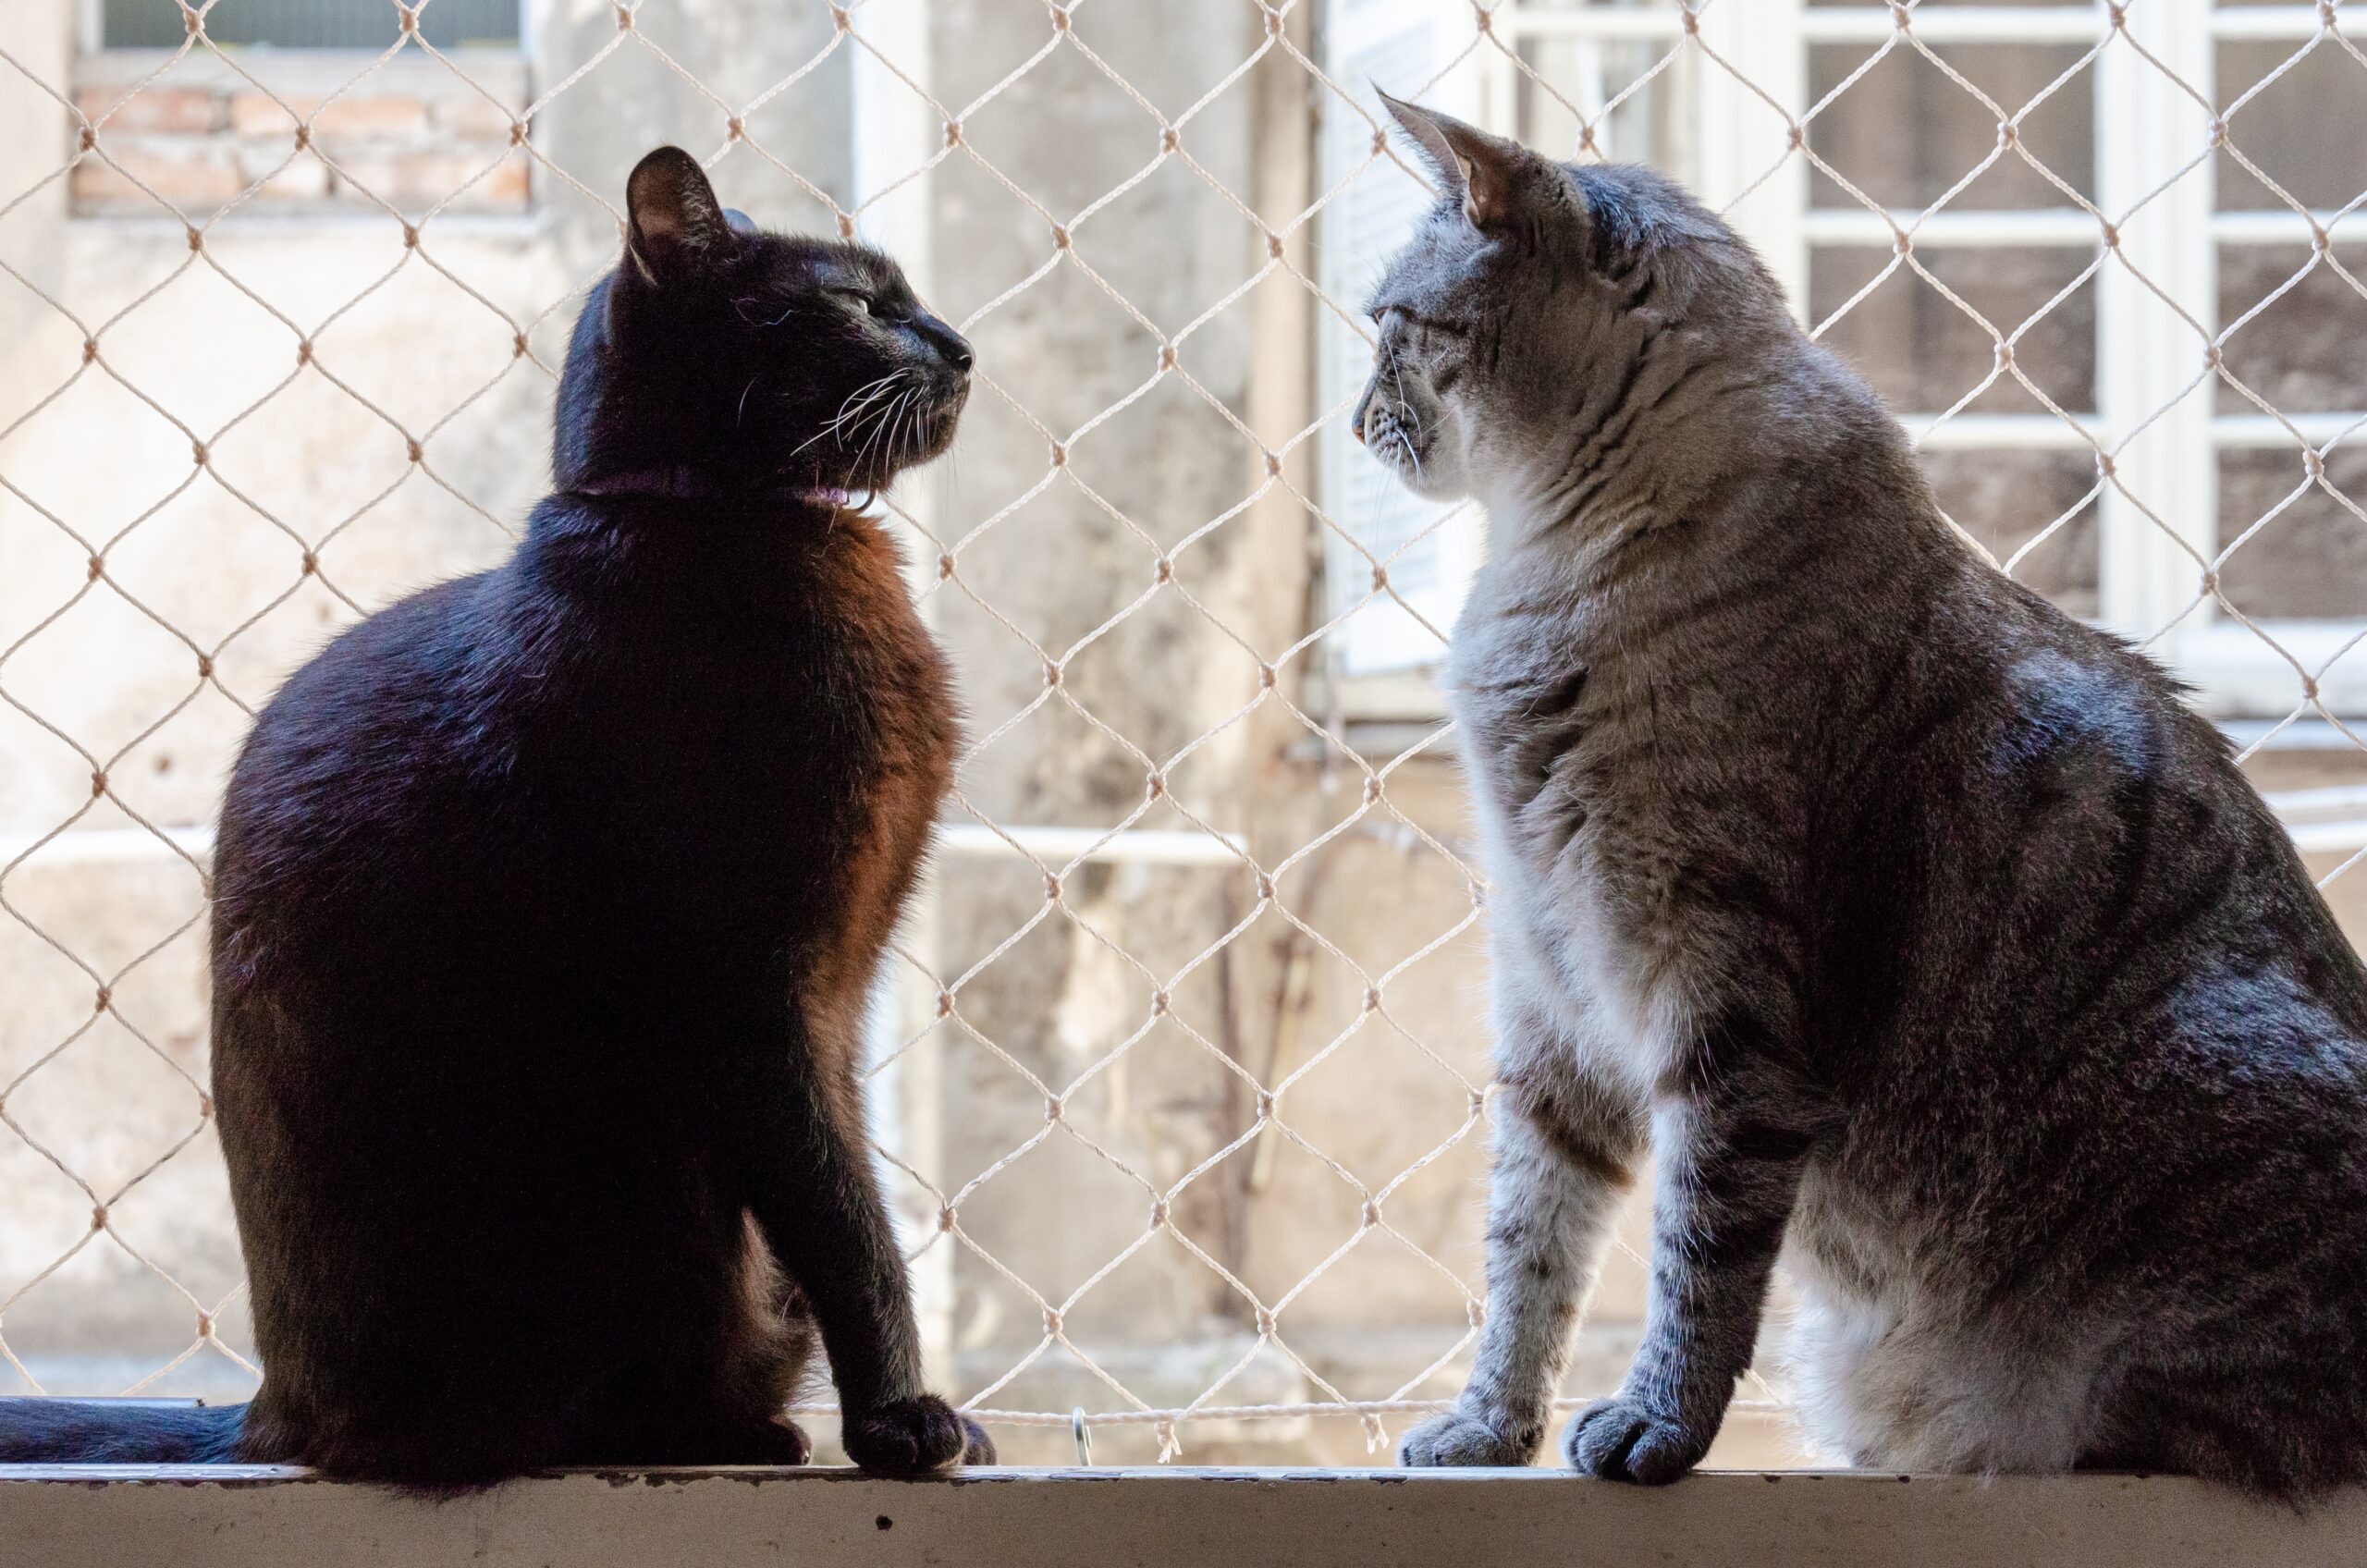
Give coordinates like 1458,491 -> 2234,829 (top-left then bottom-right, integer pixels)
828,288 -> 876,317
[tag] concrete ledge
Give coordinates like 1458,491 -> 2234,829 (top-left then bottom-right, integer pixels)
3,1465 -> 2361,1568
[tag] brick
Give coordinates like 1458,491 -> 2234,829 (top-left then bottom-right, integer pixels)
75,84 -> 222,135
229,92 -> 314,139
328,151 -> 529,213
310,94 -> 430,141
71,146 -> 242,211
432,94 -> 522,142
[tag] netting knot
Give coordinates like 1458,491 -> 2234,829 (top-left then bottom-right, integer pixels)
2199,568 -> 2220,594
296,338 -> 313,365
1468,1087 -> 1487,1118
1049,6 -> 1073,34
406,437 -> 424,463
1263,449 -> 1282,477
1993,344 -> 2015,371
1681,6 -> 1701,35
2208,117 -> 2228,148
508,120 -> 526,148
2106,3 -> 2128,29
511,332 -> 528,360
944,120 -> 963,149
2303,674 -> 2324,701
1267,230 -> 1284,259
190,439 -> 207,467
935,989 -> 954,1019
1786,125 -> 1805,151
294,124 -> 311,150
80,337 -> 97,364
1360,1198 -> 1381,1228
195,1311 -> 215,1336
1578,124 -> 1600,154
1256,1089 -> 1276,1121
402,224 -> 420,250
1043,872 -> 1063,902
830,6 -> 851,31
1042,659 -> 1061,690
86,553 -> 104,582
1154,555 -> 1173,584
938,1204 -> 957,1232
837,213 -> 857,239
1050,224 -> 1073,251
726,117 -> 744,142
1369,129 -> 1387,156
195,653 -> 214,679
197,1093 -> 214,1120
1362,778 -> 1381,805
1150,988 -> 1170,1015
1466,1298 -> 1486,1329
1045,1095 -> 1064,1125
78,126 -> 94,152
1997,121 -> 2019,151
2100,221 -> 2120,250
1049,441 -> 1069,467
1144,770 -> 1165,800
1160,127 -> 1180,154
1149,1198 -> 1170,1227
2312,222 -> 2332,256
90,1206 -> 108,1232
1158,344 -> 1177,371
1886,1 -> 1910,31
1361,986 -> 1380,1016
1255,1307 -> 1277,1334
2095,452 -> 2117,479
186,225 -> 203,253
615,4 -> 635,31
1265,8 -> 1285,39
1471,5 -> 1493,36
937,551 -> 956,581
1892,231 -> 1912,258
2203,343 -> 2225,371
91,768 -> 106,799
398,5 -> 420,37
1043,1307 -> 1064,1334
2305,448 -> 2327,482
300,549 -> 319,576
92,983 -> 111,1011
1255,871 -> 1275,901
1370,564 -> 1389,590
1257,662 -> 1276,691
184,6 -> 199,35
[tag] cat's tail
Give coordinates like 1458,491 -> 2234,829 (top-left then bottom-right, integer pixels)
0,1397 -> 246,1464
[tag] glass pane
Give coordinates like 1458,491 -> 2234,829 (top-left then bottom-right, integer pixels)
2217,42 -> 2367,212
2219,243 -> 2367,416
1810,245 -> 2098,417
2219,448 -> 2367,619
1928,449 -> 2101,619
1809,43 -> 2095,210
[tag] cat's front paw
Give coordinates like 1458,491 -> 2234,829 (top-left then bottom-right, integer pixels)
842,1395 -> 982,1476
1562,1396 -> 1711,1485
1398,1408 -> 1539,1467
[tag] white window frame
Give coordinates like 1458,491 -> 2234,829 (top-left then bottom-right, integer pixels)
1320,1 -> 2367,723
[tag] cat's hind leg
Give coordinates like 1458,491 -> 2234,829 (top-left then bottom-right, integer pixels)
1400,987 -> 1646,1468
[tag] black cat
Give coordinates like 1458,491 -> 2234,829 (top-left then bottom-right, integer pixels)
0,147 -> 988,1488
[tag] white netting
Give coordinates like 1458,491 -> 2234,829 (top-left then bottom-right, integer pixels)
0,0 -> 2361,1467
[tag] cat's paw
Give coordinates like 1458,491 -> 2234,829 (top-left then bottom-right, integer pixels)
1562,1396 -> 1711,1485
1398,1408 -> 1539,1467
960,1415 -> 996,1466
841,1395 -> 980,1476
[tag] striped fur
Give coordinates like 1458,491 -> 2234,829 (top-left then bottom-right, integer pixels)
1372,100 -> 2367,1498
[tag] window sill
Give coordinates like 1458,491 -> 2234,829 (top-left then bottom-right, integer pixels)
1,1465 -> 2358,1567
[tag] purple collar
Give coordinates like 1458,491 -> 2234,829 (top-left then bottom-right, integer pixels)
571,467 -> 855,508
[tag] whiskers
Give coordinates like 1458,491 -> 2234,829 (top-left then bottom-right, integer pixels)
790,370 -> 912,462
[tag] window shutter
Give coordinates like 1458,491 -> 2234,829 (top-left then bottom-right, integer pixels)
1317,0 -> 1480,676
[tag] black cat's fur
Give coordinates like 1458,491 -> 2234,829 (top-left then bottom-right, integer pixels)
0,148 -> 986,1488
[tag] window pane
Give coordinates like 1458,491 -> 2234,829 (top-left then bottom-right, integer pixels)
2217,42 -> 2367,212
1810,245 -> 2098,417
2219,243 -> 2367,416
104,0 -> 520,49
1930,450 -> 2101,619
1809,43 -> 2095,211
2219,448 -> 2367,620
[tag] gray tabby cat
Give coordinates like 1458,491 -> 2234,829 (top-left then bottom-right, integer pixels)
1367,96 -> 2367,1497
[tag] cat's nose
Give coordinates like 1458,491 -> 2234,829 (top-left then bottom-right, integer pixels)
914,312 -> 974,374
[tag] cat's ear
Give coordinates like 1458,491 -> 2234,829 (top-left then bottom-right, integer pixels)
1378,92 -> 1551,239
625,146 -> 732,286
